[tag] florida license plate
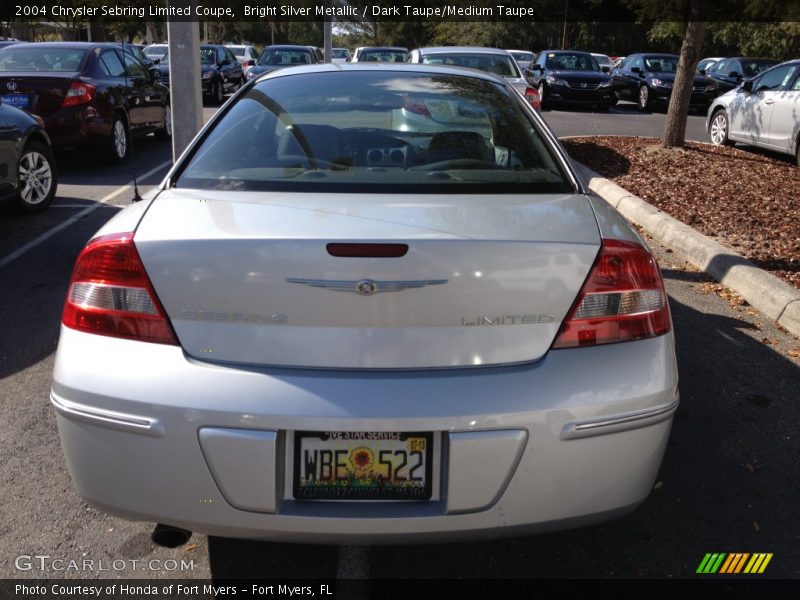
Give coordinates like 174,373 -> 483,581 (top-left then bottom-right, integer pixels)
294,431 -> 433,500
1,93 -> 30,109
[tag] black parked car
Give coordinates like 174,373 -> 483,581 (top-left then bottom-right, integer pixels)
246,45 -> 322,81
156,44 -> 243,105
704,57 -> 780,95
612,53 -> 717,111
0,100 -> 57,212
0,42 -> 170,164
525,50 -> 615,110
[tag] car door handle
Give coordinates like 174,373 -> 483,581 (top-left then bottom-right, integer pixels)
764,98 -> 775,105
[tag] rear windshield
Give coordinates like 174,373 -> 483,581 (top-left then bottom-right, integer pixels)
258,49 -> 312,66
361,49 -> 408,63
176,71 -> 571,194
422,53 -> 520,77
0,47 -> 87,72
144,45 -> 168,58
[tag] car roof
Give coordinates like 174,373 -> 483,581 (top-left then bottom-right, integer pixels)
540,49 -> 594,55
3,42 -> 100,50
417,46 -> 511,56
361,46 -> 408,52
265,45 -> 312,51
252,62 -> 508,85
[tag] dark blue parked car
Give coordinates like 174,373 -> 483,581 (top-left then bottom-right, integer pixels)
525,50 -> 615,111
612,53 -> 717,111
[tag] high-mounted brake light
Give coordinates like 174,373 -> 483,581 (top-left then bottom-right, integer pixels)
61,81 -> 96,108
62,233 -> 178,345
552,239 -> 671,348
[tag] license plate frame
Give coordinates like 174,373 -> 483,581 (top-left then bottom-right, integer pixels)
293,431 -> 434,501
1,93 -> 30,110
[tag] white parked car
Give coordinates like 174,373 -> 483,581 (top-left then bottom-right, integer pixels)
707,59 -> 800,164
227,44 -> 259,73
52,63 -> 678,544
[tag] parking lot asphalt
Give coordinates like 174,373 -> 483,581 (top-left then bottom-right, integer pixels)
0,103 -> 797,584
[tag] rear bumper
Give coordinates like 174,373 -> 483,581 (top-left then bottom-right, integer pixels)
51,326 -> 679,544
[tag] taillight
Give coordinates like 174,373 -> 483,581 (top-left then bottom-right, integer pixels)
552,239 -> 670,348
403,95 -> 431,116
62,233 -> 178,345
61,81 -> 96,108
524,86 -> 541,111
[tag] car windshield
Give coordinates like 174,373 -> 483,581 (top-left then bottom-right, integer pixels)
593,54 -> 613,67
144,45 -> 168,58
422,53 -> 520,77
333,49 -> 350,59
544,53 -> 600,71
0,47 -> 86,71
510,51 -> 534,64
176,71 -> 570,194
230,47 -> 246,57
361,49 -> 408,63
200,48 -> 218,64
258,49 -> 311,66
645,56 -> 678,72
741,60 -> 778,77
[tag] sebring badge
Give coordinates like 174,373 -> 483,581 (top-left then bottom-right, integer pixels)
286,278 -> 448,295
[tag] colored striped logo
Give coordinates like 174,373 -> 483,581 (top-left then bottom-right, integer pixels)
696,553 -> 773,574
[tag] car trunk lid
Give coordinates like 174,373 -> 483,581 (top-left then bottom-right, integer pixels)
134,189 -> 601,369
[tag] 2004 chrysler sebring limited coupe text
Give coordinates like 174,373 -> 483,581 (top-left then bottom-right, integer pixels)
51,64 -> 679,543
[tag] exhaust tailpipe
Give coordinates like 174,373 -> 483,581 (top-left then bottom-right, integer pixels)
151,523 -> 192,548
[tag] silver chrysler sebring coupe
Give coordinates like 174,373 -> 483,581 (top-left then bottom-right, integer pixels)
52,64 -> 678,544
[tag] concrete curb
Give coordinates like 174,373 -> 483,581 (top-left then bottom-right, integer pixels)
576,163 -> 800,338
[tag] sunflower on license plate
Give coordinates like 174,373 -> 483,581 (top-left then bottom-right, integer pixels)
293,431 -> 433,500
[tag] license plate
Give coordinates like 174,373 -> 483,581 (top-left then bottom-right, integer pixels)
1,93 -> 30,109
294,431 -> 433,500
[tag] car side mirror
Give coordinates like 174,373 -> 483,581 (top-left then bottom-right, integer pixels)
741,79 -> 753,93
601,66 -> 610,73
728,71 -> 740,79
152,58 -> 161,65
245,59 -> 255,67
219,59 -> 230,66
698,68 -> 706,75
149,67 -> 161,80
631,66 -> 641,74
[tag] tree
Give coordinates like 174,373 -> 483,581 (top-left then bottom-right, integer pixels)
662,16 -> 704,148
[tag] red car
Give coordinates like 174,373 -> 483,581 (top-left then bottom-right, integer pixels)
0,42 -> 170,163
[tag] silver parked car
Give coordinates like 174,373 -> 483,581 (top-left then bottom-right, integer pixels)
52,63 -> 678,544
408,46 -> 530,96
707,59 -> 800,164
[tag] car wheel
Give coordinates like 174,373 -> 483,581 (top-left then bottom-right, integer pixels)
15,140 -> 58,213
709,110 -> 731,146
596,101 -> 610,112
213,79 -> 224,105
607,92 -> 618,107
155,103 -> 172,140
638,85 -> 650,111
537,83 -> 546,109
108,114 -> 130,164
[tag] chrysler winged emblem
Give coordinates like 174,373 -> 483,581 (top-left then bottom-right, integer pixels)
286,278 -> 448,296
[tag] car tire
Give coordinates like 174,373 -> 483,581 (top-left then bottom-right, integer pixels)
709,109 -> 731,146
596,101 -> 610,112
107,114 -> 131,164
638,85 -> 651,111
795,138 -> 800,167
213,79 -> 224,105
607,92 -> 618,106
537,83 -> 546,109
14,140 -> 58,213
155,103 -> 172,140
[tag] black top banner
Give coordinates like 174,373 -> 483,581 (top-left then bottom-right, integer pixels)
3,0 -> 800,23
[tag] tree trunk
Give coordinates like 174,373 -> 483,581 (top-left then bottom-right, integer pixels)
146,22 -> 159,45
662,16 -> 705,148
